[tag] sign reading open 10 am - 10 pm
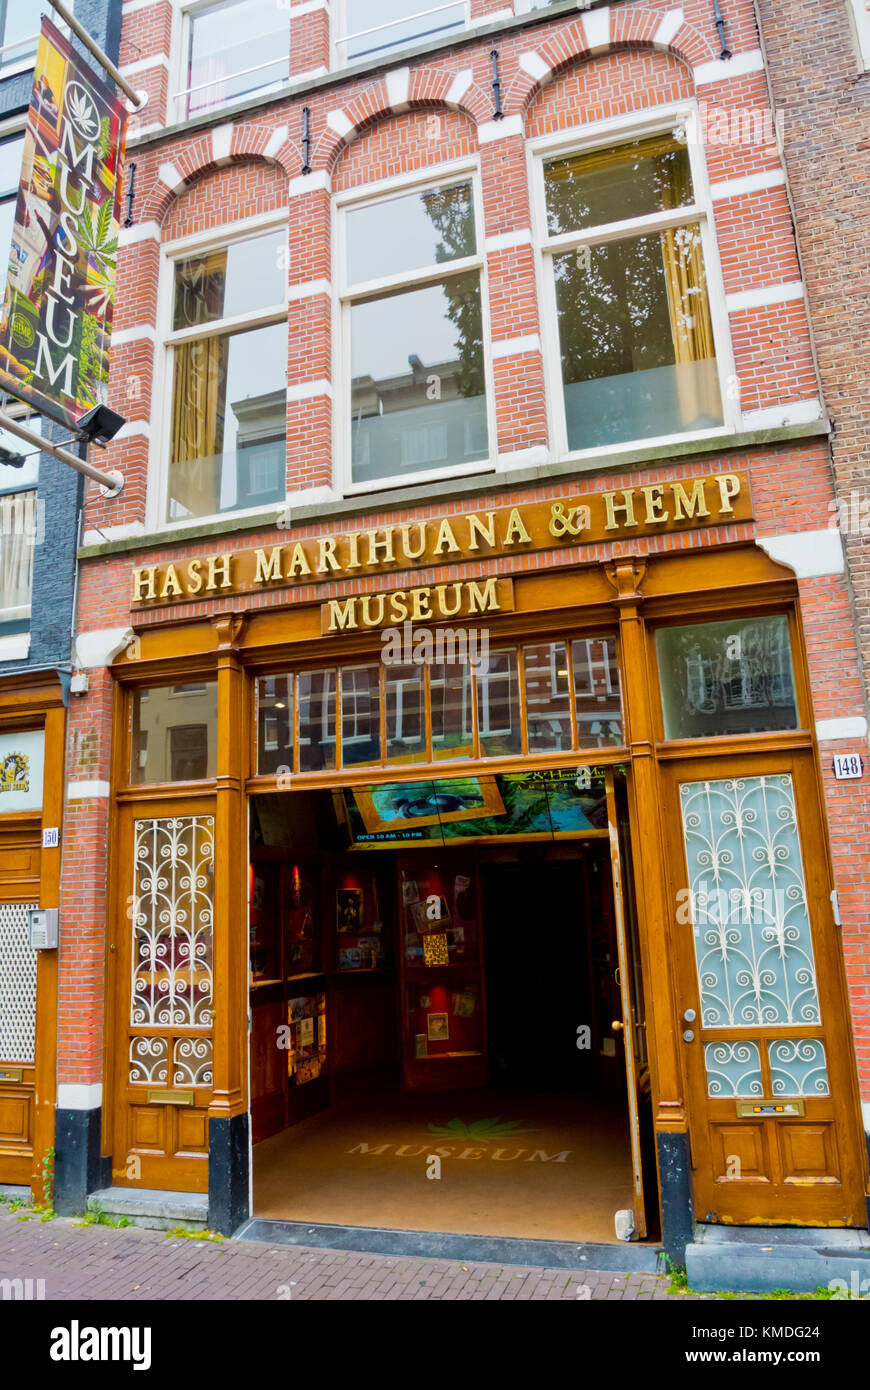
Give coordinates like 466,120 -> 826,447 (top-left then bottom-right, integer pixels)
0,18 -> 127,430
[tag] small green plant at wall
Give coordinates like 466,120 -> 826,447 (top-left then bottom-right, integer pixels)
34,1146 -> 56,1218
165,1226 -> 225,1243
73,1205 -> 130,1229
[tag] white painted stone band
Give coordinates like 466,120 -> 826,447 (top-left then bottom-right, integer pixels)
742,399 -> 822,431
816,717 -> 868,742
66,781 -> 111,800
693,49 -> 765,86
710,169 -> 786,202
490,333 -> 541,359
57,1084 -> 103,1111
726,280 -> 804,313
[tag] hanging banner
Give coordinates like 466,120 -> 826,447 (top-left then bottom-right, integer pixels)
0,17 -> 127,429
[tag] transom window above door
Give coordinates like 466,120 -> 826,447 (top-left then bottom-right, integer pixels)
340,175 -> 491,490
178,0 -> 290,120
255,634 -> 623,776
538,131 -> 727,453
337,0 -> 466,66
164,227 -> 287,523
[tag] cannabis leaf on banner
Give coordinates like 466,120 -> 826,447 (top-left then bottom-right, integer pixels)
67,87 -> 100,141
427,1117 -> 537,1140
80,200 -> 118,316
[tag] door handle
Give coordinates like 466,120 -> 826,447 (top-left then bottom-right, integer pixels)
611,1020 -> 623,1032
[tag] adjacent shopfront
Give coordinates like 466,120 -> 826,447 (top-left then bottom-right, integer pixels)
94,471 -> 869,1247
0,675 -> 65,1194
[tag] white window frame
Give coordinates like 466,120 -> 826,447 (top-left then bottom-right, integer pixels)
340,664 -> 379,748
386,669 -> 425,749
529,101 -> 741,464
334,158 -> 496,497
475,651 -> 516,739
297,669 -> 337,758
171,0 -> 290,125
430,663 -> 472,752
334,0 -> 469,70
847,0 -> 870,70
0,196 -> 42,638
0,2 -> 74,81
150,210 -> 289,532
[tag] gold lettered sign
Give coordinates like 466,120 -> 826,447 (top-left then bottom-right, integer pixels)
321,577 -> 515,633
131,470 -> 752,609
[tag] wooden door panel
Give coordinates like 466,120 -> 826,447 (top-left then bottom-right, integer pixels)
779,1123 -> 837,1180
129,1104 -> 161,1148
662,754 -> 867,1227
710,1122 -> 770,1182
111,802 -> 215,1194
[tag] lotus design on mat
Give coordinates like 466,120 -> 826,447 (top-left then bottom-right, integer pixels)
427,1117 -> 537,1140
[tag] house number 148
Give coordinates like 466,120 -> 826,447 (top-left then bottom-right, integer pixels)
833,753 -> 863,780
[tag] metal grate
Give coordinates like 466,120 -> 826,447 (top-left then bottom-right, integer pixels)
0,902 -> 38,1062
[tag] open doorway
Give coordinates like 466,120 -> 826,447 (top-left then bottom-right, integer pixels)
248,773 -> 655,1245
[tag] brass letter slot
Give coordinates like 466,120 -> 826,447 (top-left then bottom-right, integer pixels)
147,1089 -> 194,1106
736,1099 -> 805,1118
0,1068 -> 22,1082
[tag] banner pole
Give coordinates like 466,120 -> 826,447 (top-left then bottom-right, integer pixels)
0,409 -> 123,496
46,0 -> 148,110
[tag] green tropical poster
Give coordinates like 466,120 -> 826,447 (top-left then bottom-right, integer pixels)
0,17 -> 127,429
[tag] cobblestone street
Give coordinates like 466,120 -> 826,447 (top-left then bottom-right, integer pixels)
0,1208 -> 710,1302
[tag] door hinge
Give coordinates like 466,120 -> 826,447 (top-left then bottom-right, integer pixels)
830,889 -> 841,926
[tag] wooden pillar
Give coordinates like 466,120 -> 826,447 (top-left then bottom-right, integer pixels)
606,556 -> 694,1257
208,614 -> 249,1233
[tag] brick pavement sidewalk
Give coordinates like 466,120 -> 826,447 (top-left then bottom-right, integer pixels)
0,1207 -> 713,1301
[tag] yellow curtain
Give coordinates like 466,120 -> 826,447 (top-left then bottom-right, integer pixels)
170,335 -> 227,516
660,222 -> 720,427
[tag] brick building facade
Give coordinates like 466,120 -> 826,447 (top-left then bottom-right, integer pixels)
0,0 -> 123,1209
51,0 -> 870,1255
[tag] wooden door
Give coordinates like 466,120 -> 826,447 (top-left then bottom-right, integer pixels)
111,801 -> 216,1191
661,753 -> 867,1226
605,771 -> 649,1238
0,824 -> 41,1185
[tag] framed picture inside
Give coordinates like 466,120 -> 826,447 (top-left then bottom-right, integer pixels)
427,1012 -> 449,1042
336,887 -> 363,932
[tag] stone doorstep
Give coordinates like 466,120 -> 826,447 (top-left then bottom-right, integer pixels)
87,1186 -> 209,1232
686,1224 -> 870,1294
0,1185 -> 31,1202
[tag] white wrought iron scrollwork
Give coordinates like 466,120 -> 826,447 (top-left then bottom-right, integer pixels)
130,817 -> 214,1030
703,1040 -> 763,1097
679,776 -> 821,1029
768,1038 -> 830,1097
129,1035 -> 167,1084
173,1036 -> 213,1087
